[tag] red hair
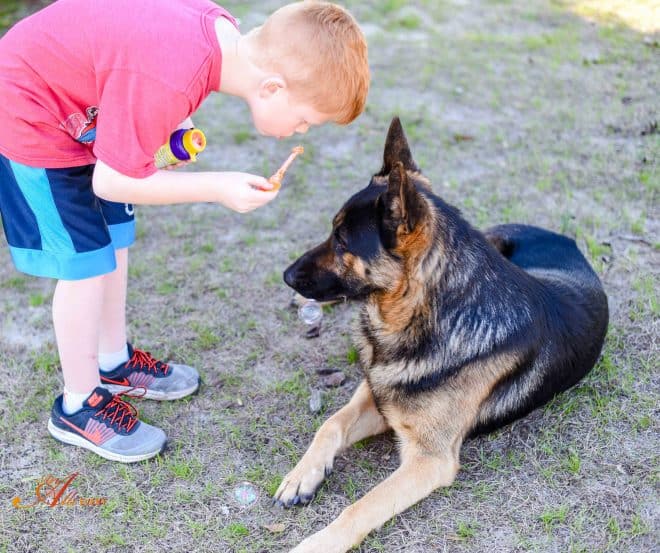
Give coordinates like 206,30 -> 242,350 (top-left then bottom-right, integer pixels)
252,1 -> 369,124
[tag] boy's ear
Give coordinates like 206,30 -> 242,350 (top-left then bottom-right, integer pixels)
378,116 -> 418,176
382,161 -> 425,235
259,76 -> 286,98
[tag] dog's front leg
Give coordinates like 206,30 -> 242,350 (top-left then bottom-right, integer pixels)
274,380 -> 389,507
289,448 -> 459,553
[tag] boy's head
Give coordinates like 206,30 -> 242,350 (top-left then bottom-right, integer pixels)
245,1 -> 369,137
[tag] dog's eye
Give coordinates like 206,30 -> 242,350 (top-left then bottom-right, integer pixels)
333,229 -> 347,249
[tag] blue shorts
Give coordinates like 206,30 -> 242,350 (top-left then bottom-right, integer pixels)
0,154 -> 135,280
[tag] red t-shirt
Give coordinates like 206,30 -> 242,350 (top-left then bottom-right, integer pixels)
0,0 -> 236,178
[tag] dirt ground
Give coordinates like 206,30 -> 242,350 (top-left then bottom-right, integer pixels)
0,1 -> 657,552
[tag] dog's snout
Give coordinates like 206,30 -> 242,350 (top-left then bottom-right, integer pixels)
283,242 -> 336,299
283,264 -> 297,288
283,258 -> 317,296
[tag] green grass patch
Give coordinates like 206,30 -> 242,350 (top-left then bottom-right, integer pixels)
346,345 -> 360,364
539,505 -> 570,532
221,522 -> 250,542
28,293 -> 44,307
32,349 -> 59,374
455,520 -> 478,540
271,369 -> 308,401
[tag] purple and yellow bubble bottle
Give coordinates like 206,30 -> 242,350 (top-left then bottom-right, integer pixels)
154,128 -> 207,169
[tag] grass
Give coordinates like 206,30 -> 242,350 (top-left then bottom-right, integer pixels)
346,345 -> 360,364
562,0 -> 660,33
455,520 -> 478,540
271,369 -> 309,401
1,1 -> 658,552
221,522 -> 250,542
539,505 -> 570,532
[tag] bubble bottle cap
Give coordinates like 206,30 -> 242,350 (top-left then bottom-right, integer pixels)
298,300 -> 323,326
182,129 -> 207,157
168,128 -> 207,162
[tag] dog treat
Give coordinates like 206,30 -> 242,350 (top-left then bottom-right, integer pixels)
269,145 -> 304,190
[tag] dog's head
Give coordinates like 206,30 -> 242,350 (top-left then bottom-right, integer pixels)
284,117 -> 436,302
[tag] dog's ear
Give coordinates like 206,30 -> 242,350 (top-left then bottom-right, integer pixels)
382,161 -> 426,235
378,116 -> 418,176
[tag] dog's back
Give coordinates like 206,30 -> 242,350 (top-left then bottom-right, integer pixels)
485,223 -> 602,289
472,223 -> 609,435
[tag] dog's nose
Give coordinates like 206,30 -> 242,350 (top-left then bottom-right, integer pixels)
283,264 -> 297,288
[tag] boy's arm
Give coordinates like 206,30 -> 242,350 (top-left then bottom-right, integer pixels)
92,160 -> 276,213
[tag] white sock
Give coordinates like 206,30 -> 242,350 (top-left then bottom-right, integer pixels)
99,344 -> 130,372
62,388 -> 92,415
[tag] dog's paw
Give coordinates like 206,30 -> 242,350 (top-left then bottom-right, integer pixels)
273,459 -> 333,508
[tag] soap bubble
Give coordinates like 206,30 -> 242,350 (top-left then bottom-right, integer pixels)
233,482 -> 258,507
298,300 -> 323,326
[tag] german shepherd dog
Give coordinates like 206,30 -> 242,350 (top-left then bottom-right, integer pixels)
276,117 -> 609,553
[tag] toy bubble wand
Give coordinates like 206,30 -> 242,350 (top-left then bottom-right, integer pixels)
154,128 -> 207,169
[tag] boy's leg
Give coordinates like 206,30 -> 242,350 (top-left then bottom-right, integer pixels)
53,275 -> 105,395
51,271 -> 168,463
97,200 -> 133,358
96,201 -> 200,400
0,158 -> 166,462
99,247 -> 129,355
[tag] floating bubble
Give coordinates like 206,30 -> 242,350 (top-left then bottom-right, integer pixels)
233,482 -> 258,507
298,300 -> 323,326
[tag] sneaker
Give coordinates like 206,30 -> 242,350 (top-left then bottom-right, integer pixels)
99,343 -> 200,400
48,387 -> 166,463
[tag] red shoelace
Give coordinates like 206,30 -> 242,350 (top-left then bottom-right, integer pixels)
97,387 -> 146,433
128,348 -> 171,375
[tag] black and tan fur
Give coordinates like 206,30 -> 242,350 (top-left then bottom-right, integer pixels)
275,117 -> 609,553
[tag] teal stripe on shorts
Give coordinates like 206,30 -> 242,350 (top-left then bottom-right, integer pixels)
9,160 -> 76,254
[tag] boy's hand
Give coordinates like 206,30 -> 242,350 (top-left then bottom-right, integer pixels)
163,160 -> 193,170
217,172 -> 278,213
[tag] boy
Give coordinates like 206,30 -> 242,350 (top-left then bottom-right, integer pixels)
0,0 -> 369,463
